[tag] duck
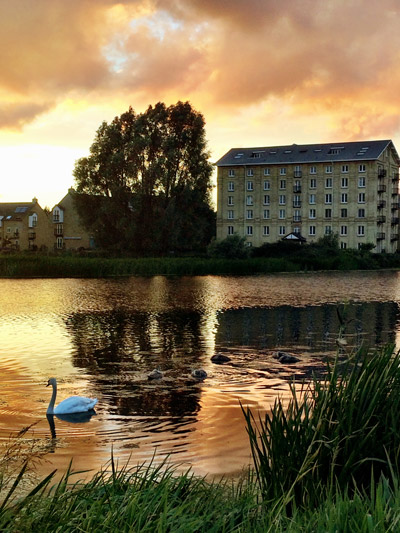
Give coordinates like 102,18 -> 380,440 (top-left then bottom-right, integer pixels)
148,369 -> 163,380
191,369 -> 207,380
46,378 -> 98,415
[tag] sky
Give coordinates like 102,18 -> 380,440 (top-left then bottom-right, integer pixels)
1,0 -> 400,209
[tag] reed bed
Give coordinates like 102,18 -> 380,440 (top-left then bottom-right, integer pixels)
244,344 -> 400,510
0,251 -> 387,278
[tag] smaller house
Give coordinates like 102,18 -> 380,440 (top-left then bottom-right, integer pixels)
52,189 -> 94,251
0,198 -> 51,251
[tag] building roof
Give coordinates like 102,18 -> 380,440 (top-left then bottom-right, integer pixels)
0,201 -> 37,221
215,140 -> 400,167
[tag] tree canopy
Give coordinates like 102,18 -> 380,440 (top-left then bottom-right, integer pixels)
73,101 -> 215,254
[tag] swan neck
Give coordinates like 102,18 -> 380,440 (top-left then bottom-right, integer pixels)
47,382 -> 57,414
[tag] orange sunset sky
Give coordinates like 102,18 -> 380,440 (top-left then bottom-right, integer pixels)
1,0 -> 400,209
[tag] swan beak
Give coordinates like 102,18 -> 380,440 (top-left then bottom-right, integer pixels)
46,381 -> 50,387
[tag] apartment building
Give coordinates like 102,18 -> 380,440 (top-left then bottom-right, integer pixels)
216,140 -> 400,252
52,189 -> 94,251
0,198 -> 51,251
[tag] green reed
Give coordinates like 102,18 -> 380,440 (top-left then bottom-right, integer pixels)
243,344 -> 400,510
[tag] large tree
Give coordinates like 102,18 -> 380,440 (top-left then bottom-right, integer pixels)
73,101 -> 215,253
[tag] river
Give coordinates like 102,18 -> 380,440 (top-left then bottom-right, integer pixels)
0,271 -> 399,482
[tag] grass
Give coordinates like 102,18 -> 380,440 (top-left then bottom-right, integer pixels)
0,250 -> 398,278
3,345 -> 400,530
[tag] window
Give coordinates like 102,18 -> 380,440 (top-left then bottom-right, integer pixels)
341,208 -> 348,218
309,226 -> 316,236
246,226 -> 253,236
341,177 -> 348,188
325,208 -> 332,218
357,225 -> 365,236
279,179 -> 286,189
325,194 -> 332,204
358,177 -> 366,187
228,169 -> 235,177
325,178 -> 333,188
279,195 -> 286,205
263,209 -> 270,219
342,165 -> 349,173
358,208 -> 365,218
310,166 -> 317,174
359,164 -> 366,172
325,165 -> 333,173
310,178 -> 317,188
228,226 -> 234,235
53,208 -> 61,222
309,209 -> 316,219
293,195 -> 301,207
263,194 -> 270,205
228,210 -> 234,219
325,226 -> 332,235
309,194 -> 316,204
280,168 -> 287,175
341,193 -> 348,203
56,237 -> 63,249
246,209 -> 253,219
264,168 -> 270,176
247,169 -> 254,177
279,209 -> 286,219
263,226 -> 270,236
30,214 -> 38,228
340,225 -> 348,236
246,195 -> 253,206
294,210 -> 301,221
228,181 -> 234,191
293,226 -> 301,234
279,226 -> 286,236
263,180 -> 270,190
247,181 -> 254,191
341,242 -> 347,249
228,196 -> 234,206
358,192 -> 366,203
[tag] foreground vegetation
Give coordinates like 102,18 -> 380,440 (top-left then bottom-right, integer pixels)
3,345 -> 400,530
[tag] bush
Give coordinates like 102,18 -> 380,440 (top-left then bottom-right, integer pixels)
207,234 -> 250,259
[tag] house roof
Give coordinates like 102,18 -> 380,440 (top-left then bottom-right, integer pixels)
0,202 -> 37,221
215,140 -> 400,167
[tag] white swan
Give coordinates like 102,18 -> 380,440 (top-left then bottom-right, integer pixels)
46,378 -> 98,415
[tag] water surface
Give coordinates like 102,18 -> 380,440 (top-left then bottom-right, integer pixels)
1,271 -> 400,481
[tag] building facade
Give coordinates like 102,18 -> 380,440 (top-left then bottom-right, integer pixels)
0,198 -> 52,251
51,189 -> 94,251
216,140 -> 400,252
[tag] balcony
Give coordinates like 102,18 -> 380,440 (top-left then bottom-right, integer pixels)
293,202 -> 302,208
392,188 -> 400,196
391,203 -> 399,210
391,234 -> 399,241
378,184 -> 387,193
293,215 -> 302,222
294,170 -> 302,178
28,232 -> 36,240
377,216 -> 386,224
377,232 -> 386,240
377,200 -> 386,209
54,228 -> 63,236
378,169 -> 387,178
392,174 -> 399,182
392,218 -> 399,225
293,186 -> 302,193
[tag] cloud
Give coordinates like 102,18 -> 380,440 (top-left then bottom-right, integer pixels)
1,0 -> 400,143
0,102 -> 53,130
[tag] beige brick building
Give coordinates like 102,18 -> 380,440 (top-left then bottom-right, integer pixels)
0,198 -> 52,251
52,189 -> 94,251
216,140 -> 400,252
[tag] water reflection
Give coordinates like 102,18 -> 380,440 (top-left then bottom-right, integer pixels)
1,273 -> 400,478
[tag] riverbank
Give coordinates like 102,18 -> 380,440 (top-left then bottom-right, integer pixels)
0,251 -> 399,278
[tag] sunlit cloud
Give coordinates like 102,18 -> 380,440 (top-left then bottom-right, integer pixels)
1,0 -> 400,205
